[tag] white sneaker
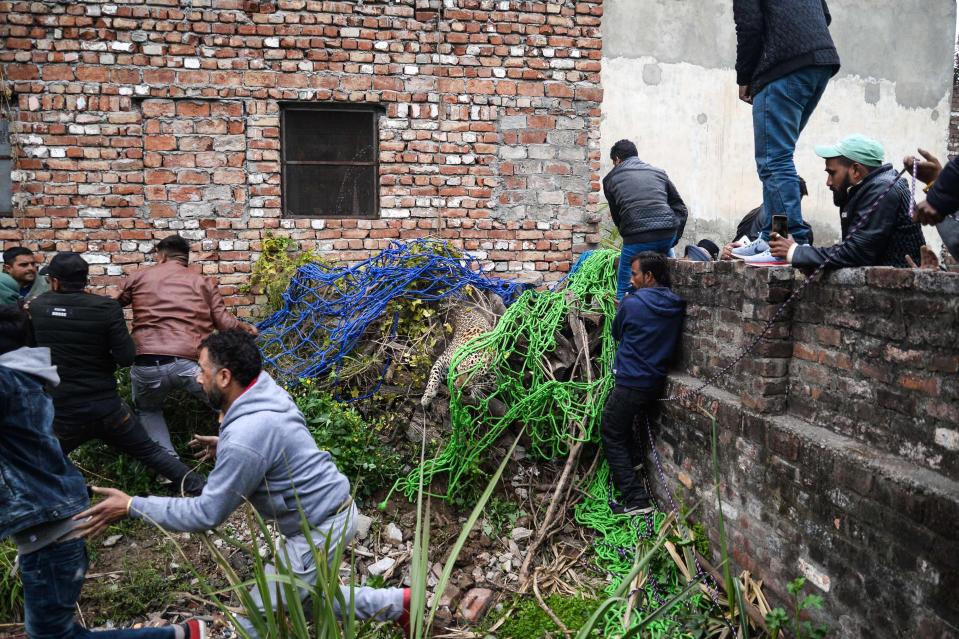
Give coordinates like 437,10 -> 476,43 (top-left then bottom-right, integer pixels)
742,250 -> 789,267
731,237 -> 769,259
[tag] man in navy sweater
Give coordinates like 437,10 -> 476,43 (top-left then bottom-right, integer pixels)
602,252 -> 685,515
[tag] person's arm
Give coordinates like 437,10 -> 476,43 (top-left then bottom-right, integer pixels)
666,178 -> 688,245
733,0 -> 763,89
107,301 -> 135,367
821,0 -> 832,26
130,440 -> 268,532
790,183 -> 904,269
611,302 -> 626,342
115,274 -> 133,307
203,277 -> 255,334
603,174 -> 622,228
926,156 -> 959,218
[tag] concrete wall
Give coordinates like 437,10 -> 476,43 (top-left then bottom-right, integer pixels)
600,0 -> 957,253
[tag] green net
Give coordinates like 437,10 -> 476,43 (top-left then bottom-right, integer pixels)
397,249 -> 712,636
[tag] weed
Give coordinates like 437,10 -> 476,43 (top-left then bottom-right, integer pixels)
481,496 -> 524,537
292,383 -> 402,498
0,540 -> 22,622
80,554 -> 191,625
765,577 -> 828,639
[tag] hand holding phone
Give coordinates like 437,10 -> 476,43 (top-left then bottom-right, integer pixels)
771,214 -> 788,239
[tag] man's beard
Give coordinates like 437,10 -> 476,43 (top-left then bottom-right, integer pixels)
205,385 -> 225,411
832,175 -> 854,208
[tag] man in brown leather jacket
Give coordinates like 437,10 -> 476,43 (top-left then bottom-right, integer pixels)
117,235 -> 257,456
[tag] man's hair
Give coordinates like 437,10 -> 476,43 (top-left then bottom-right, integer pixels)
610,139 -> 638,162
56,279 -> 87,293
199,329 -> 262,387
156,235 -> 190,257
631,251 -> 671,287
0,304 -> 31,355
799,177 -> 808,197
3,247 -> 33,266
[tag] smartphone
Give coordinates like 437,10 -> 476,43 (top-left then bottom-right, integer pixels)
771,214 -> 788,238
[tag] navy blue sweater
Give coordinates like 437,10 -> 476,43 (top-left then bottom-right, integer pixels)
612,287 -> 686,390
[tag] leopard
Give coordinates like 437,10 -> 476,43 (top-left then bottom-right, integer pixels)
420,288 -> 502,408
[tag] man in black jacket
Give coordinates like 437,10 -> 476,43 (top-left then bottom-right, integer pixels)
29,252 -> 204,494
732,0 -> 840,259
769,135 -> 924,269
602,139 -> 688,300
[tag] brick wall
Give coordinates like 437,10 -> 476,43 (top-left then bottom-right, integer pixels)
0,0 -> 604,314
655,261 -> 959,638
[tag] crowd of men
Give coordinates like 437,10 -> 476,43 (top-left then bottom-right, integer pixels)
1,239 -> 409,638
3,0 -> 959,637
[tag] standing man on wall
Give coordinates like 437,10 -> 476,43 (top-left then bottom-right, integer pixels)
117,235 -> 257,457
732,0 -> 841,260
602,139 -> 688,301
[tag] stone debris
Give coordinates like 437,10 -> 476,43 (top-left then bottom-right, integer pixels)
367,557 -> 397,577
458,587 -> 494,623
102,534 -> 123,547
384,522 -> 404,545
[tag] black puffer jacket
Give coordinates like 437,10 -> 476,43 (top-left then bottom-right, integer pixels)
30,291 -> 135,409
602,157 -> 688,245
734,0 -> 840,94
791,164 -> 925,269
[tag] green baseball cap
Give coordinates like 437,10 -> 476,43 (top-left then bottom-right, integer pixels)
815,134 -> 885,167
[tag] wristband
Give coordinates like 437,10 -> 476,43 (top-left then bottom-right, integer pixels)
924,181 -> 934,194
125,497 -> 133,516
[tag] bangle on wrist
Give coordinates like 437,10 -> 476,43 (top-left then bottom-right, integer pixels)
125,497 -> 133,516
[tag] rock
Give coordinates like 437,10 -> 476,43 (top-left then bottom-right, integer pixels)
510,527 -> 532,541
384,522 -> 404,545
355,514 -> 373,540
458,587 -> 494,623
102,534 -> 123,547
367,557 -> 396,577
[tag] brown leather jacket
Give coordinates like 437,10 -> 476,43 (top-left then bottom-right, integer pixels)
117,260 -> 248,360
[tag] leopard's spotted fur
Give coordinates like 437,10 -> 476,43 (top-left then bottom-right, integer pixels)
420,295 -> 497,407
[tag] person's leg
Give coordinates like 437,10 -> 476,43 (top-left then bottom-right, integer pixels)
235,504 -> 404,636
753,67 -> 831,245
600,386 -> 648,504
100,402 -> 205,495
53,416 -> 94,457
616,243 -> 641,301
21,538 -> 177,639
130,363 -> 177,455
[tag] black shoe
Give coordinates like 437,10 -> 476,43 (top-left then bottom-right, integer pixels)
610,497 -> 655,516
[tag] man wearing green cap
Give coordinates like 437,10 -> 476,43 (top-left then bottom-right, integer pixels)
768,134 -> 925,269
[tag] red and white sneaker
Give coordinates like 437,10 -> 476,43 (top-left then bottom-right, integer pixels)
180,619 -> 208,639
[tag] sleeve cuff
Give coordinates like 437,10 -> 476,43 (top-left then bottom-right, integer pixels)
129,496 -> 146,520
786,243 -> 799,264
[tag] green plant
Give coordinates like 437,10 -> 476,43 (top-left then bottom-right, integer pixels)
80,554 -> 192,625
765,577 -> 828,639
0,540 -> 22,623
246,233 -> 321,314
292,383 -> 401,498
481,496 -> 524,537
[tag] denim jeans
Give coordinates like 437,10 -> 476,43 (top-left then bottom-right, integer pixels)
21,538 -> 175,638
55,398 -> 205,495
600,385 -> 660,504
617,238 -> 673,300
131,358 -> 207,456
237,503 -> 405,638
753,65 -> 833,244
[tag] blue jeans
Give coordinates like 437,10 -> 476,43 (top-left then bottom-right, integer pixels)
617,238 -> 673,300
21,538 -> 174,638
753,66 -> 832,244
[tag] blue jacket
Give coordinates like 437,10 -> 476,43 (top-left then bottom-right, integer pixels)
612,287 -> 685,390
0,347 -> 89,540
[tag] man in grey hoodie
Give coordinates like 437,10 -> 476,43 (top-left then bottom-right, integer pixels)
75,329 -> 410,637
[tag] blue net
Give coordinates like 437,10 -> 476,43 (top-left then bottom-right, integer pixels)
256,239 -> 530,391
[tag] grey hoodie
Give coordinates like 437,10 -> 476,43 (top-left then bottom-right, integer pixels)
131,372 -> 350,536
0,346 -> 60,387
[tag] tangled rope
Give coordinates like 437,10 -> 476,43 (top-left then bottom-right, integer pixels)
256,239 -> 529,388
